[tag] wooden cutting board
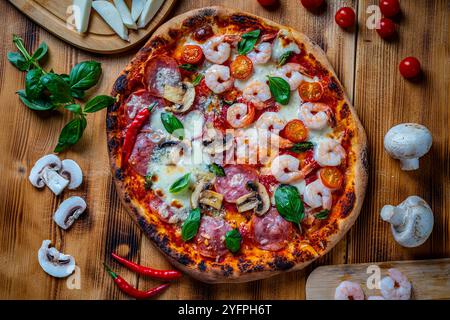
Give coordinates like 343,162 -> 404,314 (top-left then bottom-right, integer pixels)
8,0 -> 177,54
306,259 -> 450,300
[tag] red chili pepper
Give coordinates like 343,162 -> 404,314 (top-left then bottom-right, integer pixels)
121,103 -> 156,168
112,253 -> 182,281
104,263 -> 169,299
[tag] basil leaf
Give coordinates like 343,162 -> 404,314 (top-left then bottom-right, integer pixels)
144,174 -> 153,190
278,50 -> 295,66
31,42 -> 48,62
40,73 -> 73,104
84,95 -> 115,113
290,142 -> 314,153
208,163 -> 226,177
69,61 -> 102,91
268,76 -> 290,105
161,112 -> 184,140
179,64 -> 197,72
181,208 -> 201,241
225,229 -> 242,253
274,184 -> 304,225
54,116 -> 87,152
64,104 -> 82,115
315,209 -> 330,220
7,52 -> 28,71
169,173 -> 191,194
17,90 -> 54,111
25,68 -> 44,100
192,74 -> 203,86
70,89 -> 85,99
237,29 -> 261,55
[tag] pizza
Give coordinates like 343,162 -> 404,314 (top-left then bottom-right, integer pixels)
107,7 -> 368,283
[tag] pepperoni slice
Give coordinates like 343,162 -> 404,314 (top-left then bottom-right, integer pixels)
214,165 -> 258,203
252,207 -> 292,251
124,89 -> 163,124
144,55 -> 181,97
128,132 -> 156,176
195,216 -> 232,259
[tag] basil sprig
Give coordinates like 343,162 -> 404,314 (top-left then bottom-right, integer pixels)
237,29 -> 261,55
278,50 -> 295,66
181,208 -> 201,241
208,163 -> 226,177
290,142 -> 314,153
161,112 -> 184,140
192,74 -> 204,86
268,76 -> 290,105
7,35 -> 113,152
169,173 -> 191,194
179,64 -> 198,72
225,229 -> 242,253
274,185 -> 305,227
315,209 -> 330,220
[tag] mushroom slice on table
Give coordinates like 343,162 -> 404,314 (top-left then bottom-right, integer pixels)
60,159 -> 83,189
53,196 -> 87,230
384,123 -> 432,171
380,195 -> 434,247
38,240 -> 76,278
29,154 -> 69,196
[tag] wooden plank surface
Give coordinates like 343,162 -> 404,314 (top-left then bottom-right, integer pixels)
306,258 -> 450,300
0,0 -> 448,299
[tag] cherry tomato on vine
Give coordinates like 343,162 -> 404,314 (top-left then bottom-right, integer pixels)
230,55 -> 253,80
283,119 -> 308,143
335,7 -> 356,29
300,0 -> 324,11
399,57 -> 421,79
379,0 -> 401,18
376,18 -> 397,39
320,167 -> 344,189
257,0 -> 279,8
182,45 -> 203,64
299,81 -> 324,102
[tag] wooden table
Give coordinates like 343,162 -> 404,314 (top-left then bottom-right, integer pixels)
0,0 -> 448,299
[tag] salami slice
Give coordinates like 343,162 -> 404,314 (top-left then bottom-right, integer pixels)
128,132 -> 156,176
195,216 -> 232,259
145,55 -> 181,97
214,165 -> 258,203
124,89 -> 163,124
252,207 -> 292,251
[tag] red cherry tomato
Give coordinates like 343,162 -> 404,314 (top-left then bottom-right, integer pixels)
182,45 -> 203,64
282,119 -> 308,143
300,0 -> 324,11
320,167 -> 344,189
376,18 -> 396,39
257,0 -> 279,7
230,55 -> 253,80
379,0 -> 401,18
335,7 -> 356,29
298,81 -> 324,102
399,57 -> 421,79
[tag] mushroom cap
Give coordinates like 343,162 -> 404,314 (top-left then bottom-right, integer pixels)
38,240 -> 75,278
53,196 -> 87,230
384,123 -> 432,160
60,159 -> 83,189
29,154 -> 62,188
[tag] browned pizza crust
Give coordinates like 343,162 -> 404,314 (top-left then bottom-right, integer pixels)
106,6 -> 368,283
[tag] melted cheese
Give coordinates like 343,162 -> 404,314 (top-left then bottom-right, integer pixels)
272,30 -> 301,62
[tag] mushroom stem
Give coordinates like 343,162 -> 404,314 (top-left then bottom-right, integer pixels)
380,205 -> 406,227
399,158 -> 419,171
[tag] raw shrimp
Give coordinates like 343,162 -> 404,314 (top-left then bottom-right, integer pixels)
314,138 -> 346,167
255,112 -> 286,132
243,81 -> 272,109
334,281 -> 365,300
299,102 -> 331,130
204,65 -> 234,94
275,63 -> 304,91
380,268 -> 412,300
202,36 -> 231,64
226,103 -> 255,128
247,42 -> 272,64
303,179 -> 332,210
270,154 -> 304,183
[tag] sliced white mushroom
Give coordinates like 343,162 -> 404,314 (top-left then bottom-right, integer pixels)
137,0 -> 165,28
380,195 -> 434,247
72,0 -> 92,33
29,154 -> 62,188
41,167 -> 70,196
53,196 -> 87,230
236,182 -> 271,215
384,123 -> 432,171
113,0 -> 137,29
60,159 -> 83,190
38,240 -> 75,278
199,190 -> 224,210
92,0 -> 129,41
164,82 -> 196,113
131,0 -> 146,22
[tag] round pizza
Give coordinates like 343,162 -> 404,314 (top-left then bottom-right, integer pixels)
107,7 -> 368,283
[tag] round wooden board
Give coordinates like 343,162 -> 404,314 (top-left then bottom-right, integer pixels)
8,0 -> 177,54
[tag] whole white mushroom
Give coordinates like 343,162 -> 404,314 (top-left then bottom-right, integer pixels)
383,123 -> 432,171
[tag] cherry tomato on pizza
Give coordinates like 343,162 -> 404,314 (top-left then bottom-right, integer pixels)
182,45 -> 203,64
299,81 -> 324,102
320,167 -> 344,189
283,119 -> 308,143
230,55 -> 253,80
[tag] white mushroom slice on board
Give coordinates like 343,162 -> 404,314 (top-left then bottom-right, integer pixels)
53,196 -> 87,230
29,154 -> 62,188
131,0 -> 146,22
137,0 -> 165,29
72,0 -> 92,33
41,167 -> 70,196
113,0 -> 137,29
38,240 -> 75,278
92,0 -> 129,41
60,159 -> 83,190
